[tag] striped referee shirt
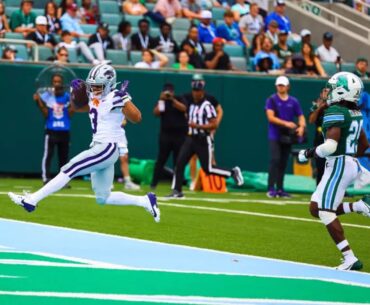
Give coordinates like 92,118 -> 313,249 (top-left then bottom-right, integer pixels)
188,99 -> 217,135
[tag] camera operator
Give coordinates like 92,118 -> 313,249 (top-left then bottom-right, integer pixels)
150,83 -> 188,189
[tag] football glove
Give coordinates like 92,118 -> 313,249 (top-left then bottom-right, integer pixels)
298,148 -> 316,163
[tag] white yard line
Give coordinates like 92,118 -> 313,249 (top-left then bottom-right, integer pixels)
0,291 -> 366,305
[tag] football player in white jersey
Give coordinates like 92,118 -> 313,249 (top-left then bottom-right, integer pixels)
8,64 -> 160,222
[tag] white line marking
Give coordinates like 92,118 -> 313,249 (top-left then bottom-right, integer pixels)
159,203 -> 370,230
0,275 -> 22,279
0,291 -> 366,305
0,245 -> 13,250
1,217 -> 369,276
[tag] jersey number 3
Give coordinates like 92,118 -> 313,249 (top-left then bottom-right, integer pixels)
89,108 -> 98,134
346,120 -> 363,154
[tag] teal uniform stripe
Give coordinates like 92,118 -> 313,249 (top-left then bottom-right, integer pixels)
322,158 -> 339,210
330,156 -> 345,210
325,157 -> 343,210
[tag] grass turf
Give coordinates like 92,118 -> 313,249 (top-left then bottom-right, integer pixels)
0,178 -> 369,271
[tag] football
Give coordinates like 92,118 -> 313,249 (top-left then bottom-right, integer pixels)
70,79 -> 89,109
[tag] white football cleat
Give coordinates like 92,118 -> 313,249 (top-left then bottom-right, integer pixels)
8,192 -> 36,213
232,166 -> 244,186
359,195 -> 370,217
336,257 -> 363,271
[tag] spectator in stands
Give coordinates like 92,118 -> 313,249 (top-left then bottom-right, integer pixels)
292,29 -> 314,53
315,32 -> 341,63
45,1 -> 61,35
257,56 -> 274,73
88,22 -> 114,63
58,0 -> 77,19
0,1 -> 10,37
123,0 -> 148,16
239,3 -> 264,35
135,49 -> 169,68
265,20 -> 279,45
131,19 -> 157,50
197,11 -> 216,44
181,41 -> 204,68
253,0 -> 268,18
154,0 -> 182,23
253,36 -> 280,71
60,4 -> 90,38
181,25 -> 205,56
301,42 -> 326,77
265,76 -> 306,198
285,54 -> 307,75
155,22 -> 179,54
265,0 -> 291,33
80,0 -> 99,24
181,0 -> 202,20
231,0 -> 250,21
205,37 -> 232,70
58,30 -> 100,64
216,10 -> 249,47
353,57 -> 370,79
273,30 -> 293,59
113,21 -> 132,51
250,32 -> 264,57
27,16 -> 57,49
173,50 -> 194,69
53,46 -> 69,63
1,45 -> 23,61
10,0 -> 37,37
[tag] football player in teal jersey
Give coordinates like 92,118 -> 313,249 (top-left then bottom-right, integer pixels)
299,72 -> 370,271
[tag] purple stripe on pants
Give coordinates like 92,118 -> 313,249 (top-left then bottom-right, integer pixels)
63,143 -> 112,175
69,144 -> 117,177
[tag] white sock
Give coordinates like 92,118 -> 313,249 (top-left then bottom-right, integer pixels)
342,202 -> 352,214
343,249 -> 356,260
105,192 -> 147,207
30,172 -> 71,205
353,201 -> 365,213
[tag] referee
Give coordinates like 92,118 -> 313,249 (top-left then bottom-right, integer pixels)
34,74 -> 73,184
166,79 -> 244,198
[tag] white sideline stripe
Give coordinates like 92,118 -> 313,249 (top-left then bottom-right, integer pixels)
1,217 -> 370,276
159,203 -> 370,230
0,275 -> 21,279
0,292 -> 366,305
0,245 -> 13,249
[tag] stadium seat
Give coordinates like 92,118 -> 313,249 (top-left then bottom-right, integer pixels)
4,0 -> 19,7
129,50 -> 142,65
5,6 -> 19,18
145,3 -> 155,11
224,45 -> 244,57
100,1 -> 120,14
341,62 -> 355,73
164,52 -> 175,67
33,8 -> 44,16
15,44 -> 29,61
101,13 -> 123,26
106,49 -> 129,65
151,27 -> 160,37
67,48 -> 79,63
124,15 -> 145,27
322,62 -> 338,76
212,7 -> 226,21
173,30 -> 187,44
81,24 -> 97,35
109,25 -> 118,35
5,32 -> 23,40
231,57 -> 247,71
172,18 -> 191,31
37,46 -> 54,61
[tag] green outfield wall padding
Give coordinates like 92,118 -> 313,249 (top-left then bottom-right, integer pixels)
128,158 -> 155,185
0,62 -> 369,175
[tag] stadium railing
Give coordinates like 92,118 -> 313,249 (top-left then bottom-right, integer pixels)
0,38 -> 39,61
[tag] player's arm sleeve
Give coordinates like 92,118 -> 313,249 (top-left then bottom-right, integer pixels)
111,92 -> 132,109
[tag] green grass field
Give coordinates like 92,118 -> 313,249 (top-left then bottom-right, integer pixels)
0,178 -> 369,271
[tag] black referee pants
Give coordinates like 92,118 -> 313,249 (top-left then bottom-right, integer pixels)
42,130 -> 70,183
268,140 -> 291,191
151,132 -> 186,187
172,135 -> 232,192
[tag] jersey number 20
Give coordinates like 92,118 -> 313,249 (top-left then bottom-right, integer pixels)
346,120 -> 363,154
